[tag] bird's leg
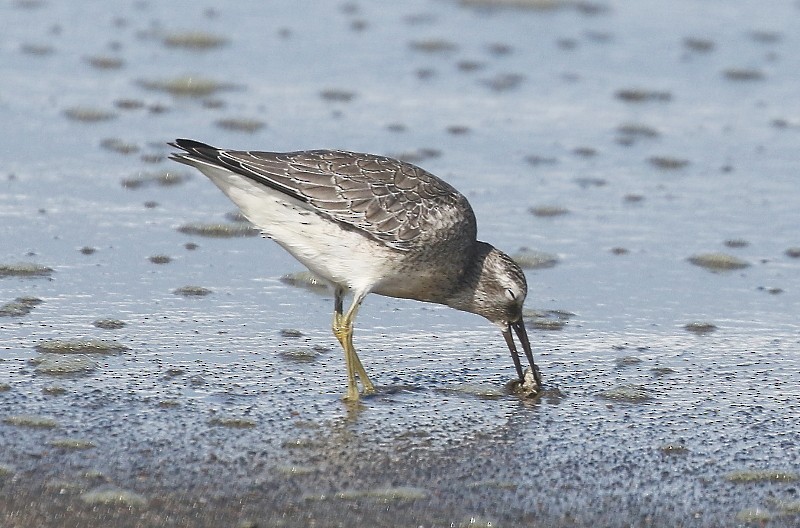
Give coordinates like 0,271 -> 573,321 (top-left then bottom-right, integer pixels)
332,287 -> 358,401
342,292 -> 376,396
332,288 -> 375,400
333,286 -> 345,333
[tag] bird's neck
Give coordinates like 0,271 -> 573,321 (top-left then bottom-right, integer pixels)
442,241 -> 496,318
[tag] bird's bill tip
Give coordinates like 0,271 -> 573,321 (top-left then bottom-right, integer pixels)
503,318 -> 542,389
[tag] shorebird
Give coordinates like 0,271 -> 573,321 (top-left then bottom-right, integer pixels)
169,139 -> 542,401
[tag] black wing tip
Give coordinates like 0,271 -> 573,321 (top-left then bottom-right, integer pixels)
169,138 -> 218,153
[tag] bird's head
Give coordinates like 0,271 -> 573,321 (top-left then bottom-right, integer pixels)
447,243 -> 542,389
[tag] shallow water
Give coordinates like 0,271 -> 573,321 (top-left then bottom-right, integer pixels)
2,0 -> 799,526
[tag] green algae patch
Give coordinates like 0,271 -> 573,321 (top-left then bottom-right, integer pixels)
481,72 -> 525,92
275,464 -> 317,476
177,222 -> 259,238
306,486 -> 429,502
281,438 -> 325,450
723,68 -> 764,81
0,383 -> 10,392
530,318 -> 566,330
648,156 -> 689,170
81,487 -> 147,507
523,308 -> 572,331
209,416 -> 256,429
684,322 -> 717,334
0,465 -> 14,477
3,414 -> 58,428
726,469 -> 797,483
435,383 -> 506,400
528,205 -> 569,217
616,88 -> 672,103
775,500 -> 800,514
0,296 -> 43,316
466,479 -> 518,490
45,479 -> 85,493
36,339 -> 128,355
724,238 -> 749,248
615,356 -> 643,368
35,355 -> 97,376
215,117 -> 266,133
438,383 -> 505,400
617,122 -> 660,139
409,38 -> 458,53
597,384 -> 653,403
319,88 -> 357,102
173,285 -> 212,297
63,106 -> 117,122
121,170 -> 190,189
0,263 -> 53,278
138,76 -> 235,97
511,248 -> 558,269
659,444 -> 689,456
683,37 -> 714,52
735,507 -> 772,523
688,252 -> 750,271
279,271 -> 330,293
49,438 -> 95,450
21,43 -> 54,56
85,55 -> 124,70
92,319 -> 126,330
651,367 -> 676,376
337,486 -> 429,501
162,31 -> 228,50
458,517 -> 499,528
100,137 -> 139,154
279,348 -> 319,363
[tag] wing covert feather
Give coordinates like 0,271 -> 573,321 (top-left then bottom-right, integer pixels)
216,149 -> 478,251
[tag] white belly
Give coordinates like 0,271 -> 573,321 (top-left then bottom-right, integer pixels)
193,163 -> 399,293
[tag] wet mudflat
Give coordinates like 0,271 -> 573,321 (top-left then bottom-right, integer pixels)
1,0 -> 799,526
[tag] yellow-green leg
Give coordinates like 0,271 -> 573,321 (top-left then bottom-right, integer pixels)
333,288 -> 375,401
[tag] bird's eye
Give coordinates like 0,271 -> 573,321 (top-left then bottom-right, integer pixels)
505,288 -> 516,301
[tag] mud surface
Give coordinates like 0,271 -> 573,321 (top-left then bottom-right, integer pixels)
2,1 -> 799,526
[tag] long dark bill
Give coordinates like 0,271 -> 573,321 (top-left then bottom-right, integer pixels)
502,319 -> 543,390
